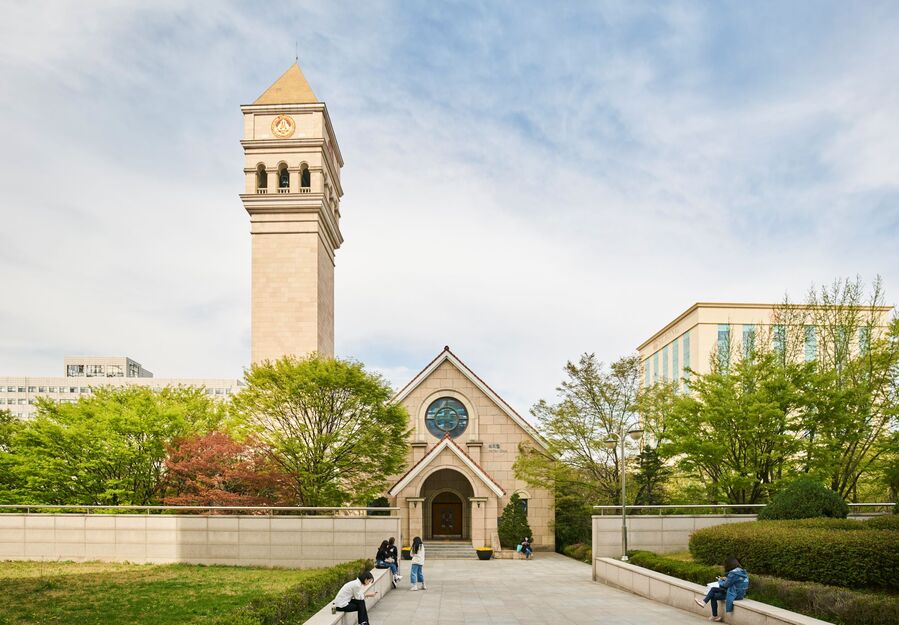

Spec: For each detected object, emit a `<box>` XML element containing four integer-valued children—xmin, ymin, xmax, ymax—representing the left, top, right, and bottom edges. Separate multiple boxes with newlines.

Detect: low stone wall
<box><xmin>592</xmin><ymin>514</ymin><xmax>755</xmax><ymax>558</ymax></box>
<box><xmin>0</xmin><ymin>514</ymin><xmax>400</xmax><ymax>568</ymax></box>
<box><xmin>591</xmin><ymin>512</ymin><xmax>880</xmax><ymax>558</ymax></box>
<box><xmin>593</xmin><ymin>556</ymin><xmax>830</xmax><ymax>625</ymax></box>
<box><xmin>305</xmin><ymin>567</ymin><xmax>394</xmax><ymax>625</ymax></box>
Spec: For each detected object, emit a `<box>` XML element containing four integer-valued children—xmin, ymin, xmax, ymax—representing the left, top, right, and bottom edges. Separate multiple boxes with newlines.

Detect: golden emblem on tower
<box><xmin>271</xmin><ymin>114</ymin><xmax>296</xmax><ymax>138</ymax></box>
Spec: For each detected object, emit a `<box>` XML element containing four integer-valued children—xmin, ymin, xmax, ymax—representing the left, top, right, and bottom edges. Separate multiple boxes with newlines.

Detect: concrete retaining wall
<box><xmin>0</xmin><ymin>514</ymin><xmax>401</xmax><ymax>568</ymax></box>
<box><xmin>592</xmin><ymin>514</ymin><xmax>756</xmax><ymax>558</ymax></box>
<box><xmin>593</xmin><ymin>556</ymin><xmax>829</xmax><ymax>625</ymax></box>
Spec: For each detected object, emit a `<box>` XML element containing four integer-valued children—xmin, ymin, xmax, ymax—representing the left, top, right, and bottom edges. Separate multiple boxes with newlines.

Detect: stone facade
<box><xmin>240</xmin><ymin>64</ymin><xmax>344</xmax><ymax>363</ymax></box>
<box><xmin>388</xmin><ymin>348</ymin><xmax>555</xmax><ymax>551</ymax></box>
<box><xmin>0</xmin><ymin>513</ymin><xmax>398</xmax><ymax>569</ymax></box>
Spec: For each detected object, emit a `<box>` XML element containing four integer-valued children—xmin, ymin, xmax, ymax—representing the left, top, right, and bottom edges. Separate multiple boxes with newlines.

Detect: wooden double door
<box><xmin>430</xmin><ymin>492</ymin><xmax>463</xmax><ymax>538</ymax></box>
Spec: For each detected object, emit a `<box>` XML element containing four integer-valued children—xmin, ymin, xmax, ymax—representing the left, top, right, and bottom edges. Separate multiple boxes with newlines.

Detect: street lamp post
<box><xmin>605</xmin><ymin>422</ymin><xmax>643</xmax><ymax>561</ymax></box>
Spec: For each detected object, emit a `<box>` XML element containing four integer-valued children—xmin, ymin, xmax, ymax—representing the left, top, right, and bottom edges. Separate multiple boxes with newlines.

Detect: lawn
<box><xmin>0</xmin><ymin>560</ymin><xmax>321</xmax><ymax>625</ymax></box>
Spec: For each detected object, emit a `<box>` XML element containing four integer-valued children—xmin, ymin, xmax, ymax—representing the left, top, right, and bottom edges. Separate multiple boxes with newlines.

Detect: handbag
<box><xmin>516</xmin><ymin>544</ymin><xmax>523</xmax><ymax>553</ymax></box>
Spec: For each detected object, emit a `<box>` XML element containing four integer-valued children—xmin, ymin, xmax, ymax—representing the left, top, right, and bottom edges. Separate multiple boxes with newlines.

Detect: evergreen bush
<box><xmin>561</xmin><ymin>542</ymin><xmax>592</xmax><ymax>562</ymax></box>
<box><xmin>629</xmin><ymin>550</ymin><xmax>899</xmax><ymax>625</ymax></box>
<box><xmin>757</xmin><ymin>477</ymin><xmax>849</xmax><ymax>520</ymax></box>
<box><xmin>865</xmin><ymin>514</ymin><xmax>899</xmax><ymax>531</ymax></box>
<box><xmin>689</xmin><ymin>520</ymin><xmax>898</xmax><ymax>589</ymax></box>
<box><xmin>498</xmin><ymin>493</ymin><xmax>533</xmax><ymax>549</ymax></box>
<box><xmin>212</xmin><ymin>559</ymin><xmax>372</xmax><ymax>624</ymax></box>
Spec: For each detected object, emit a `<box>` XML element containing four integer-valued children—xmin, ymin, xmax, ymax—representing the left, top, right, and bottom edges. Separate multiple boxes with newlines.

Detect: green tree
<box><xmin>662</xmin><ymin>347</ymin><xmax>805</xmax><ymax>504</ymax></box>
<box><xmin>778</xmin><ymin>278</ymin><xmax>899</xmax><ymax>498</ymax></box>
<box><xmin>14</xmin><ymin>386</ymin><xmax>220</xmax><ymax>505</ymax></box>
<box><xmin>632</xmin><ymin>444</ymin><xmax>672</xmax><ymax>505</ymax></box>
<box><xmin>232</xmin><ymin>355</ymin><xmax>409</xmax><ymax>507</ymax></box>
<box><xmin>0</xmin><ymin>409</ymin><xmax>25</xmax><ymax>503</ymax></box>
<box><xmin>497</xmin><ymin>493</ymin><xmax>533</xmax><ymax>549</ymax></box>
<box><xmin>516</xmin><ymin>354</ymin><xmax>641</xmax><ymax>504</ymax></box>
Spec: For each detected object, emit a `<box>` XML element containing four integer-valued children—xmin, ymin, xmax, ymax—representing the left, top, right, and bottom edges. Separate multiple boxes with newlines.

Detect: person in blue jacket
<box><xmin>694</xmin><ymin>556</ymin><xmax>749</xmax><ymax>621</ymax></box>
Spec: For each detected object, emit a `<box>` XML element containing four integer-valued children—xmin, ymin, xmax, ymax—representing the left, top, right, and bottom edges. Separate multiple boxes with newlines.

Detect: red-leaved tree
<box><xmin>163</xmin><ymin>431</ymin><xmax>293</xmax><ymax>506</ymax></box>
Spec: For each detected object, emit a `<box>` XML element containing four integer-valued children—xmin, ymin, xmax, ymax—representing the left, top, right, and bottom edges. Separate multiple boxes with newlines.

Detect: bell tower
<box><xmin>240</xmin><ymin>63</ymin><xmax>344</xmax><ymax>362</ymax></box>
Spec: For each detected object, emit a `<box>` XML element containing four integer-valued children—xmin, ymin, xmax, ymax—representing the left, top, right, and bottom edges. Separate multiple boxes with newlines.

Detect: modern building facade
<box><xmin>0</xmin><ymin>356</ymin><xmax>243</xmax><ymax>420</ymax></box>
<box><xmin>243</xmin><ymin>65</ymin><xmax>555</xmax><ymax>551</ymax></box>
<box><xmin>637</xmin><ymin>302</ymin><xmax>894</xmax><ymax>387</ymax></box>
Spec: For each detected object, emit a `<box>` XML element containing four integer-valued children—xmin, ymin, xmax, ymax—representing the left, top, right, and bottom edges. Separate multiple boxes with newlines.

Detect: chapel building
<box><xmin>241</xmin><ymin>64</ymin><xmax>554</xmax><ymax>552</ymax></box>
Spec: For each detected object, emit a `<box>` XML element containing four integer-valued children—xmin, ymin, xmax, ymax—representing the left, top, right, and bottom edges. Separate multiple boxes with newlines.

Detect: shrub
<box><xmin>562</xmin><ymin>543</ymin><xmax>592</xmax><ymax>563</ymax></box>
<box><xmin>757</xmin><ymin>477</ymin><xmax>849</xmax><ymax>520</ymax></box>
<box><xmin>498</xmin><ymin>494</ymin><xmax>533</xmax><ymax>549</ymax></box>
<box><xmin>630</xmin><ymin>551</ymin><xmax>899</xmax><ymax>625</ymax></box>
<box><xmin>865</xmin><ymin>514</ymin><xmax>899</xmax><ymax>531</ymax></box>
<box><xmin>689</xmin><ymin>520</ymin><xmax>899</xmax><ymax>589</ymax></box>
<box><xmin>212</xmin><ymin>559</ymin><xmax>372</xmax><ymax>625</ymax></box>
<box><xmin>628</xmin><ymin>550</ymin><xmax>719</xmax><ymax>584</ymax></box>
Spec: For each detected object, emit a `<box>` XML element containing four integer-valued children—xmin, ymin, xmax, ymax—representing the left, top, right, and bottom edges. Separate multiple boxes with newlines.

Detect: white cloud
<box><xmin>0</xmin><ymin>2</ymin><xmax>896</xmax><ymax>413</ymax></box>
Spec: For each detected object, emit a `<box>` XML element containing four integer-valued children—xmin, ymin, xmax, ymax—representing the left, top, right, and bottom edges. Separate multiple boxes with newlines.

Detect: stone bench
<box><xmin>593</xmin><ymin>557</ymin><xmax>831</xmax><ymax>625</ymax></box>
<box><xmin>303</xmin><ymin>568</ymin><xmax>393</xmax><ymax>625</ymax></box>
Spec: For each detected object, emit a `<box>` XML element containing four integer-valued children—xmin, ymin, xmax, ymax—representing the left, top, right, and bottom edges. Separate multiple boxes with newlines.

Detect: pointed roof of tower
<box><xmin>254</xmin><ymin>63</ymin><xmax>318</xmax><ymax>105</ymax></box>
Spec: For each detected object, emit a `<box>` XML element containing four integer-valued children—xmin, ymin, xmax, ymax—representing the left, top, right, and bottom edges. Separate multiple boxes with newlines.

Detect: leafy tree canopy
<box><xmin>163</xmin><ymin>431</ymin><xmax>293</xmax><ymax>507</ymax></box>
<box><xmin>13</xmin><ymin>386</ymin><xmax>221</xmax><ymax>505</ymax></box>
<box><xmin>232</xmin><ymin>355</ymin><xmax>409</xmax><ymax>507</ymax></box>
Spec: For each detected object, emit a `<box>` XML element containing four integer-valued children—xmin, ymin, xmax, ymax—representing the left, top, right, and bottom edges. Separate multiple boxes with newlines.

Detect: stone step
<box><xmin>422</xmin><ymin>542</ymin><xmax>477</xmax><ymax>559</ymax></box>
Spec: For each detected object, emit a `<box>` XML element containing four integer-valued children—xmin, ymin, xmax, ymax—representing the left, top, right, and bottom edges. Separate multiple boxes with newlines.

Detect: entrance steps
<box><xmin>424</xmin><ymin>540</ymin><xmax>475</xmax><ymax>559</ymax></box>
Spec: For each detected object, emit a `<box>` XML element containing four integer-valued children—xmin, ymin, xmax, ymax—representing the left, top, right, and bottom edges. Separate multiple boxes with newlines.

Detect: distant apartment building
<box><xmin>0</xmin><ymin>356</ymin><xmax>243</xmax><ymax>419</ymax></box>
<box><xmin>637</xmin><ymin>302</ymin><xmax>894</xmax><ymax>388</ymax></box>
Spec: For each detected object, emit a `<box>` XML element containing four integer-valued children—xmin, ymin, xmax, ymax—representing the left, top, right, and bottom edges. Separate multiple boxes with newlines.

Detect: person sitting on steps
<box><xmin>333</xmin><ymin>570</ymin><xmax>377</xmax><ymax>625</ymax></box>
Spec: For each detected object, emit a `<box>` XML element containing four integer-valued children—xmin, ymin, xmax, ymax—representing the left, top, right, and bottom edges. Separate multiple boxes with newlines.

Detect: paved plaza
<box><xmin>373</xmin><ymin>554</ymin><xmax>708</xmax><ymax>625</ymax></box>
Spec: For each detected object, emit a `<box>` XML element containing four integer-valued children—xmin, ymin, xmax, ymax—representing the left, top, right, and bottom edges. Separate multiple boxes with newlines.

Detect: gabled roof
<box><xmin>254</xmin><ymin>63</ymin><xmax>318</xmax><ymax>105</ymax></box>
<box><xmin>393</xmin><ymin>346</ymin><xmax>549</xmax><ymax>450</ymax></box>
<box><xmin>388</xmin><ymin>434</ymin><xmax>505</xmax><ymax>497</ymax></box>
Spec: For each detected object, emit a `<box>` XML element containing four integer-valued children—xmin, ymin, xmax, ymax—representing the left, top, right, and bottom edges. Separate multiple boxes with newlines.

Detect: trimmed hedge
<box><xmin>757</xmin><ymin>478</ymin><xmax>849</xmax><ymax>520</ymax></box>
<box><xmin>865</xmin><ymin>514</ymin><xmax>899</xmax><ymax>531</ymax></box>
<box><xmin>627</xmin><ymin>550</ymin><xmax>719</xmax><ymax>584</ymax></box>
<box><xmin>561</xmin><ymin>543</ymin><xmax>592</xmax><ymax>563</ymax></box>
<box><xmin>689</xmin><ymin>520</ymin><xmax>899</xmax><ymax>589</ymax></box>
<box><xmin>629</xmin><ymin>551</ymin><xmax>899</xmax><ymax>625</ymax></box>
<box><xmin>212</xmin><ymin>559</ymin><xmax>373</xmax><ymax>625</ymax></box>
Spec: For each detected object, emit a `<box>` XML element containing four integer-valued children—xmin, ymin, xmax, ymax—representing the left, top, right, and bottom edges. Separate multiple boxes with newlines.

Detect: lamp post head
<box><xmin>603</xmin><ymin>437</ymin><xmax>617</xmax><ymax>449</ymax></box>
<box><xmin>627</xmin><ymin>428</ymin><xmax>644</xmax><ymax>441</ymax></box>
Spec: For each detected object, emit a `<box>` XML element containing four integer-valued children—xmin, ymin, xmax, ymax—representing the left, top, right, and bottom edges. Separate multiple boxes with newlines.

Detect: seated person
<box><xmin>520</xmin><ymin>537</ymin><xmax>533</xmax><ymax>560</ymax></box>
<box><xmin>695</xmin><ymin>556</ymin><xmax>749</xmax><ymax>622</ymax></box>
<box><xmin>334</xmin><ymin>570</ymin><xmax>377</xmax><ymax>625</ymax></box>
<box><xmin>375</xmin><ymin>539</ymin><xmax>401</xmax><ymax>584</ymax></box>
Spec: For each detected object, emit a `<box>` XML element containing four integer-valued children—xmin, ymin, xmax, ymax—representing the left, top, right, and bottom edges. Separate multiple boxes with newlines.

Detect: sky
<box><xmin>0</xmin><ymin>1</ymin><xmax>897</xmax><ymax>414</ymax></box>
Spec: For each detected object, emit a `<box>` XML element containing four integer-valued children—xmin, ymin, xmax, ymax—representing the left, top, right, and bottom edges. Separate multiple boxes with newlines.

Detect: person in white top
<box><xmin>334</xmin><ymin>570</ymin><xmax>377</xmax><ymax>624</ymax></box>
<box><xmin>409</xmin><ymin>536</ymin><xmax>427</xmax><ymax>591</ymax></box>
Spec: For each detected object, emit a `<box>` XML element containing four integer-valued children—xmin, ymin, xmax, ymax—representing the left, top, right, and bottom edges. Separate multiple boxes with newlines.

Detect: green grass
<box><xmin>0</xmin><ymin>560</ymin><xmax>321</xmax><ymax>625</ymax></box>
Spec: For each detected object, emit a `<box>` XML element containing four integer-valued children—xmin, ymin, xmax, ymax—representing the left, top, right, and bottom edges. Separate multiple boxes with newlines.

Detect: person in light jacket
<box><xmin>410</xmin><ymin>536</ymin><xmax>427</xmax><ymax>591</ymax></box>
<box><xmin>695</xmin><ymin>556</ymin><xmax>749</xmax><ymax>621</ymax></box>
<box><xmin>334</xmin><ymin>570</ymin><xmax>377</xmax><ymax>625</ymax></box>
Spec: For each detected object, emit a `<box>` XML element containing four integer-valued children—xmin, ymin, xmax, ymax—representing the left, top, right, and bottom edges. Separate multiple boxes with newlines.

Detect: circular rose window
<box><xmin>425</xmin><ymin>397</ymin><xmax>469</xmax><ymax>439</ymax></box>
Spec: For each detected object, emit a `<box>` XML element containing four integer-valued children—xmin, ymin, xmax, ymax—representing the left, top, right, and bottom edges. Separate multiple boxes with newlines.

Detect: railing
<box><xmin>277</xmin><ymin>187</ymin><xmax>290</xmax><ymax>193</ymax></box>
<box><xmin>299</xmin><ymin>187</ymin><xmax>311</xmax><ymax>193</ymax></box>
<box><xmin>0</xmin><ymin>504</ymin><xmax>400</xmax><ymax>516</ymax></box>
<box><xmin>256</xmin><ymin>188</ymin><xmax>268</xmax><ymax>194</ymax></box>
<box><xmin>592</xmin><ymin>502</ymin><xmax>894</xmax><ymax>515</ymax></box>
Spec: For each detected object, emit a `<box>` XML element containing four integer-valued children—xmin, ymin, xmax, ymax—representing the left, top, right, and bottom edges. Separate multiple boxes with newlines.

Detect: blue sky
<box><xmin>0</xmin><ymin>1</ymin><xmax>897</xmax><ymax>412</ymax></box>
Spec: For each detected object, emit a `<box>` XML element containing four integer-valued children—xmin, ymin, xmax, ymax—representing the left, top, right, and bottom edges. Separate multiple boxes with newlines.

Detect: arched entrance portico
<box><xmin>421</xmin><ymin>468</ymin><xmax>474</xmax><ymax>541</ymax></box>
